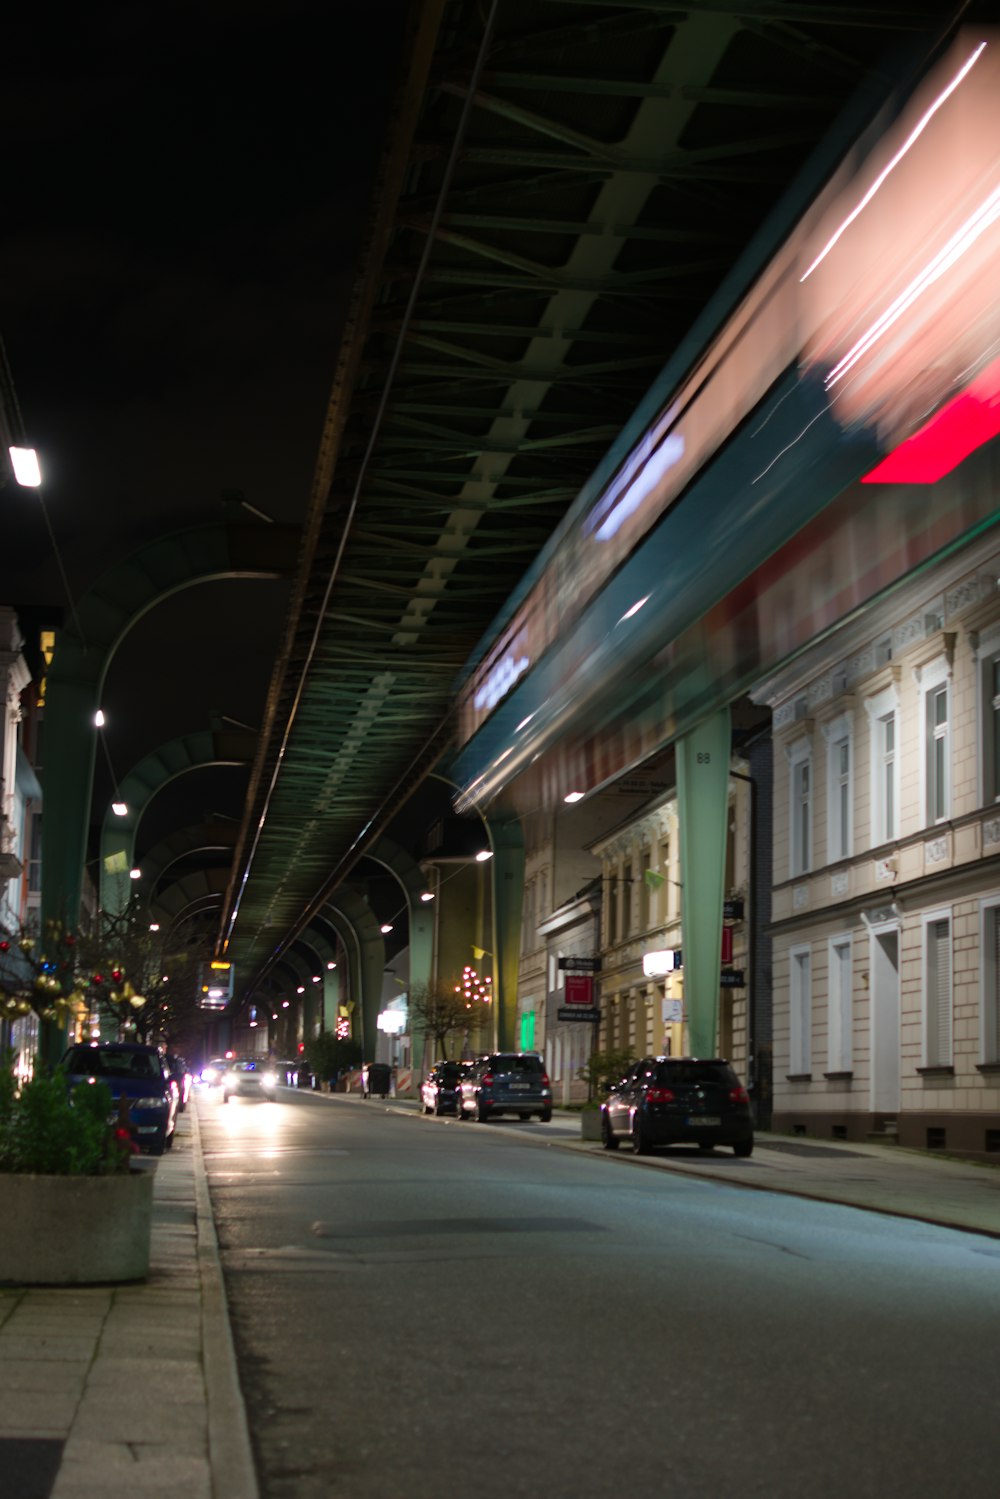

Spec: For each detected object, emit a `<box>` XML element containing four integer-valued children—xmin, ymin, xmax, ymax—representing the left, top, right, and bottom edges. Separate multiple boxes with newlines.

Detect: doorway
<box><xmin>870</xmin><ymin>926</ymin><xmax>900</xmax><ymax>1114</ymax></box>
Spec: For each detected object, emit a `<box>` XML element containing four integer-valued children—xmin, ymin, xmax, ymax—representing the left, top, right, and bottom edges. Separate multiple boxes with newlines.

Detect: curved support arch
<box><xmin>150</xmin><ymin>868</ymin><xmax>230</xmax><ymax>926</ymax></box>
<box><xmin>100</xmin><ymin>731</ymin><xmax>249</xmax><ymax>915</ymax></box>
<box><xmin>143</xmin><ymin>837</ymin><xmax>237</xmax><ymax>903</ymax></box>
<box><xmin>297</xmin><ymin>916</ymin><xmax>343</xmax><ymax>1041</ymax></box>
<box><xmin>41</xmin><ymin>520</ymin><xmax>296</xmax><ymax>940</ymax></box>
<box><xmin>316</xmin><ymin>894</ymin><xmax>384</xmax><ymax>1057</ymax></box>
<box><xmin>430</xmin><ymin>774</ymin><xmax>525</xmax><ymax>1053</ymax></box>
<box><xmin>291</xmin><ymin>927</ymin><xmax>339</xmax><ymax>1039</ymax></box>
<box><xmin>365</xmin><ymin>835</ymin><xmax>436</xmax><ymax>1082</ymax></box>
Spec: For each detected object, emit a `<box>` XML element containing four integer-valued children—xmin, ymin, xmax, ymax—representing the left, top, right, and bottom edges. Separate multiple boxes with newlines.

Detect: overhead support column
<box><xmin>676</xmin><ymin>707</ymin><xmax>730</xmax><ymax>1059</ymax></box>
<box><xmin>489</xmin><ymin>812</ymin><xmax>524</xmax><ymax>1052</ymax></box>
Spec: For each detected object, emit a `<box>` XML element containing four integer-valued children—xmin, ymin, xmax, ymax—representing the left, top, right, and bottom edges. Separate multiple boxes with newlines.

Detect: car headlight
<box><xmin>262</xmin><ymin>1071</ymin><xmax>278</xmax><ymax>1088</ymax></box>
<box><xmin>132</xmin><ymin>1097</ymin><xmax>167</xmax><ymax>1110</ymax></box>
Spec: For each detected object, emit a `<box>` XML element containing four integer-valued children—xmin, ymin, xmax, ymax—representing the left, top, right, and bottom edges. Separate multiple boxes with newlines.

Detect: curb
<box><xmin>189</xmin><ymin>1102</ymin><xmax>260</xmax><ymax>1499</ymax></box>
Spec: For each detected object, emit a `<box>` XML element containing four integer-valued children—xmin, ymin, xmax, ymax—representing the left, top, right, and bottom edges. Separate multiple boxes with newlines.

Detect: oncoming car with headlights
<box><xmin>221</xmin><ymin>1059</ymin><xmax>279</xmax><ymax>1102</ymax></box>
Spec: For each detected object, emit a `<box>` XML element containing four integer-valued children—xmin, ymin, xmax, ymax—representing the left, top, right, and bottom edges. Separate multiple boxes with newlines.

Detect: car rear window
<box><xmin>63</xmin><ymin>1048</ymin><xmax>161</xmax><ymax>1079</ymax></box>
<box><xmin>492</xmin><ymin>1054</ymin><xmax>543</xmax><ymax>1074</ymax></box>
<box><xmin>653</xmin><ymin>1061</ymin><xmax>738</xmax><ymax>1087</ymax></box>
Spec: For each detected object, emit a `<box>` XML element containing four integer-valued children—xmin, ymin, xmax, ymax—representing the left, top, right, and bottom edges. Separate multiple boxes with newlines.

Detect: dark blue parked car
<box><xmin>60</xmin><ymin>1041</ymin><xmax>178</xmax><ymax>1155</ymax></box>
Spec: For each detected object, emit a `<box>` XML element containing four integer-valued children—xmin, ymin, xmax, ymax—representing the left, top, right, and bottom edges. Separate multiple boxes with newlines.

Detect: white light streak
<box><xmin>801</xmin><ymin>41</ymin><xmax>987</xmax><ymax>282</ymax></box>
<box><xmin>826</xmin><ymin>181</ymin><xmax>1000</xmax><ymax>390</ymax></box>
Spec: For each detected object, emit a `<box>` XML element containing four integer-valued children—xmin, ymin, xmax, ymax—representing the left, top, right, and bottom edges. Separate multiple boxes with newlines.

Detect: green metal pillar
<box><xmin>489</xmin><ymin>814</ymin><xmax>524</xmax><ymax>1053</ymax></box>
<box><xmin>407</xmin><ymin>895</ymin><xmax>434</xmax><ymax>1081</ymax></box>
<box><xmin>676</xmin><ymin>707</ymin><xmax>731</xmax><ymax>1059</ymax></box>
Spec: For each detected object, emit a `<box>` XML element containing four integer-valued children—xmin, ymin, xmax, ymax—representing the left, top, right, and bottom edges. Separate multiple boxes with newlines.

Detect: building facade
<box><xmin>591</xmin><ymin>773</ymin><xmax>753</xmax><ymax>1081</ymax></box>
<box><xmin>754</xmin><ymin>530</ymin><xmax>1000</xmax><ymax>1157</ymax></box>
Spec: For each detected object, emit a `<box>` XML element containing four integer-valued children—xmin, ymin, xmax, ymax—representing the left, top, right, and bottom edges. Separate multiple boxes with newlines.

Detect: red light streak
<box><xmin>862</xmin><ymin>355</ymin><xmax>1000</xmax><ymax>484</ymax></box>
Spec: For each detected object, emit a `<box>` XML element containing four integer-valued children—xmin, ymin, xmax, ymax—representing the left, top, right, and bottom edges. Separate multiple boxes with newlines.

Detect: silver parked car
<box><xmin>456</xmin><ymin>1052</ymin><xmax>552</xmax><ymax>1123</ymax></box>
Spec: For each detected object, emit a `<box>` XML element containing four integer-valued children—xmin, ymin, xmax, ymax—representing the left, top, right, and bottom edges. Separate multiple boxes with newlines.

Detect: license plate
<box><xmin>689</xmin><ymin>1116</ymin><xmax>720</xmax><ymax>1127</ymax></box>
<box><xmin>510</xmin><ymin>1082</ymin><xmax>530</xmax><ymax>1091</ymax></box>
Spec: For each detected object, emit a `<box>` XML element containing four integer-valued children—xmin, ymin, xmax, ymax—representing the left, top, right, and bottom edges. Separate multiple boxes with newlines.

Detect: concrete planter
<box><xmin>0</xmin><ymin>1169</ymin><xmax>155</xmax><ymax>1286</ymax></box>
<box><xmin>581</xmin><ymin>1109</ymin><xmax>603</xmax><ymax>1141</ymax></box>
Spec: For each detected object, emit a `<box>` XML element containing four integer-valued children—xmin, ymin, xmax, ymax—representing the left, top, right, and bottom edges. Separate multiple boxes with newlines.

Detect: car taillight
<box><xmin>645</xmin><ymin>1087</ymin><xmax>675</xmax><ymax>1104</ymax></box>
<box><xmin>729</xmin><ymin>1086</ymin><xmax>750</xmax><ymax>1104</ymax></box>
<box><xmin>481</xmin><ymin>1073</ymin><xmax>494</xmax><ymax>1086</ymax></box>
<box><xmin>541</xmin><ymin>1073</ymin><xmax>550</xmax><ymax>1087</ymax></box>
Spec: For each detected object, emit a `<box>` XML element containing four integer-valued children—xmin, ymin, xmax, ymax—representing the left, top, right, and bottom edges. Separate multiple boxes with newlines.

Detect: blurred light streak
<box><xmin>801</xmin><ymin>40</ymin><xmax>987</xmax><ymax>283</ymax></box>
<box><xmin>826</xmin><ymin>182</ymin><xmax>1000</xmax><ymax>391</ymax></box>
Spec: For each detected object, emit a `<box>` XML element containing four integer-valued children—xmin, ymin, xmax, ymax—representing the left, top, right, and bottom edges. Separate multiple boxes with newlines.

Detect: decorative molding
<box><xmin>893</xmin><ymin>612</ymin><xmax>926</xmax><ymax>654</ymax></box>
<box><xmin>847</xmin><ymin>645</ymin><xmax>875</xmax><ymax>683</ymax></box>
<box><xmin>983</xmin><ymin>818</ymin><xmax>1000</xmax><ymax>851</ymax></box>
<box><xmin>875</xmin><ymin>857</ymin><xmax>896</xmax><ymax>882</ymax></box>
<box><xmin>948</xmin><ymin>576</ymin><xmax>986</xmax><ymax>619</ymax></box>
<box><xmin>774</xmin><ymin>701</ymin><xmax>797</xmax><ymax>731</ymax></box>
<box><xmin>820</xmin><ymin>710</ymin><xmax>853</xmax><ymax>745</ymax></box>
<box><xmin>860</xmin><ymin>903</ymin><xmax>899</xmax><ymax>929</ymax></box>
<box><xmin>784</xmin><ymin>733</ymin><xmax>812</xmax><ymax>766</ymax></box>
<box><xmin>924</xmin><ymin>836</ymin><xmax>948</xmax><ymax>865</ymax></box>
<box><xmin>793</xmin><ymin>884</ymin><xmax>809</xmax><ymax>910</ymax></box>
<box><xmin>807</xmin><ymin>676</ymin><xmax>833</xmax><ymax>709</ymax></box>
<box><xmin>830</xmin><ymin>870</ymin><xmax>849</xmax><ymax>898</ymax></box>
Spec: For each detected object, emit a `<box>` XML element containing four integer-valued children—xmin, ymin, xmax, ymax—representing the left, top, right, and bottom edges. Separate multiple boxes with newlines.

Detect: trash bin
<box><xmin>364</xmin><ymin>1062</ymin><xmax>392</xmax><ymax>1098</ymax></box>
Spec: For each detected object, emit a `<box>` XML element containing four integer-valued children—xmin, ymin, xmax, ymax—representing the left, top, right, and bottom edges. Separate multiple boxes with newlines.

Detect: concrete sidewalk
<box><xmin>3</xmin><ymin>1094</ymin><xmax>1000</xmax><ymax>1499</ymax></box>
<box><xmin>0</xmin><ymin>1102</ymin><xmax>256</xmax><ymax>1499</ymax></box>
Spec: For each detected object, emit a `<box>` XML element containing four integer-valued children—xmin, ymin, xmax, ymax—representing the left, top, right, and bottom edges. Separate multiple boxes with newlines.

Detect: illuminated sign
<box><xmin>643</xmin><ymin>949</ymin><xmax>682</xmax><ymax>977</ymax></box>
<box><xmin>564</xmin><ymin>974</ymin><xmax>593</xmax><ymax>1006</ymax></box>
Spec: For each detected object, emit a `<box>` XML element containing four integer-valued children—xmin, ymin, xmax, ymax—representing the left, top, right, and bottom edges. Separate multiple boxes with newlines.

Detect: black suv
<box><xmin>601</xmin><ymin>1057</ymin><xmax>753</xmax><ymax>1157</ymax></box>
<box><xmin>456</xmin><ymin>1052</ymin><xmax>552</xmax><ymax>1123</ymax></box>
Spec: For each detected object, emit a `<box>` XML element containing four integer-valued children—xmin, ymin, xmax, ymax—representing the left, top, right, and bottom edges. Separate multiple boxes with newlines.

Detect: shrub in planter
<box><xmin>0</xmin><ymin>1058</ymin><xmax>152</xmax><ymax>1285</ymax></box>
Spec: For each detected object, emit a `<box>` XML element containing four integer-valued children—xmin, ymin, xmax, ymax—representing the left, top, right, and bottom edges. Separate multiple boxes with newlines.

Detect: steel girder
<box><xmin>218</xmin><ymin>0</ymin><xmax>956</xmax><ymax>1003</ymax></box>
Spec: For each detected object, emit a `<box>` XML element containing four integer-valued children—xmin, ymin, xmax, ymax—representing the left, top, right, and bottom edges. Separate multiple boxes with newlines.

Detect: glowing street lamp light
<box><xmin>129</xmin><ymin>867</ymin><xmax>141</xmax><ymax>881</ymax></box>
<box><xmin>112</xmin><ymin>801</ymin><xmax>128</xmax><ymax>817</ymax></box>
<box><xmin>9</xmin><ymin>447</ymin><xmax>41</xmax><ymax>488</ymax></box>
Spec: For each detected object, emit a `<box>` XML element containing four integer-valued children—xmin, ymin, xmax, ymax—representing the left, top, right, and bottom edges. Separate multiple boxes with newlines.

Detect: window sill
<box><xmin>785</xmin><ymin>1073</ymin><xmax>812</xmax><ymax>1082</ymax></box>
<box><xmin>975</xmin><ymin>1063</ymin><xmax>1000</xmax><ymax>1075</ymax></box>
<box><xmin>916</xmin><ymin>1065</ymin><xmax>954</xmax><ymax>1077</ymax></box>
<box><xmin>823</xmin><ymin>1071</ymin><xmax>854</xmax><ymax>1081</ymax></box>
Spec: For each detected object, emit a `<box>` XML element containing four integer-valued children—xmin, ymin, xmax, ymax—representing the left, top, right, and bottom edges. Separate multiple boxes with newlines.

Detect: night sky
<box><xmin>4</xmin><ymin>0</ymin><xmax>409</xmax><ymax>837</ymax></box>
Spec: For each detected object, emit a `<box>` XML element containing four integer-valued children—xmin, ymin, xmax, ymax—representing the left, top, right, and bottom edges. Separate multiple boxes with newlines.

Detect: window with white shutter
<box><xmin>827</xmin><ymin>936</ymin><xmax>852</xmax><ymax>1073</ymax></box>
<box><xmin>924</xmin><ymin>915</ymin><xmax>952</xmax><ymax>1067</ymax></box>
<box><xmin>789</xmin><ymin>946</ymin><xmax>811</xmax><ymax>1075</ymax></box>
<box><xmin>981</xmin><ymin>900</ymin><xmax>1000</xmax><ymax>1064</ymax></box>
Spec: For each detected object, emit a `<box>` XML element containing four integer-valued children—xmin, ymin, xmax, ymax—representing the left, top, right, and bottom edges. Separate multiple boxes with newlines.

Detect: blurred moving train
<box><xmin>450</xmin><ymin>28</ymin><xmax>1000</xmax><ymax>811</ymax></box>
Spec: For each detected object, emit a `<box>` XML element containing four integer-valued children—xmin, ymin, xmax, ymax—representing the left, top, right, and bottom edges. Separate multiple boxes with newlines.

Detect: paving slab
<box><xmin>0</xmin><ymin>1104</ymin><xmax>257</xmax><ymax>1499</ymax></box>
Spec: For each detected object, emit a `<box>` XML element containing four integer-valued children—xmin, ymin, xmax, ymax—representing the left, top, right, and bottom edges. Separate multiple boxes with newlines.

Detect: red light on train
<box><xmin>862</xmin><ymin>354</ymin><xmax>1000</xmax><ymax>485</ymax></box>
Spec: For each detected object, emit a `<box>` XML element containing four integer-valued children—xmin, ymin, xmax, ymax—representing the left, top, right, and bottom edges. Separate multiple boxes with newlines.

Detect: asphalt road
<box><xmin>201</xmin><ymin>1090</ymin><xmax>1000</xmax><ymax>1499</ymax></box>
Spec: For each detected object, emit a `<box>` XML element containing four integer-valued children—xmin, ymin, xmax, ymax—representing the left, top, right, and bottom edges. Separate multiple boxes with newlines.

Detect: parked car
<box><xmin>456</xmin><ymin>1052</ymin><xmax>552</xmax><ymax>1122</ymax></box>
<box><xmin>421</xmin><ymin>1061</ymin><xmax>467</xmax><ymax>1115</ymax></box>
<box><xmin>221</xmin><ymin>1059</ymin><xmax>279</xmax><ymax>1101</ymax></box>
<box><xmin>600</xmin><ymin>1057</ymin><xmax>753</xmax><ymax>1157</ymax></box>
<box><xmin>166</xmin><ymin>1053</ymin><xmax>192</xmax><ymax>1110</ymax></box>
<box><xmin>60</xmin><ymin>1041</ymin><xmax>178</xmax><ymax>1155</ymax></box>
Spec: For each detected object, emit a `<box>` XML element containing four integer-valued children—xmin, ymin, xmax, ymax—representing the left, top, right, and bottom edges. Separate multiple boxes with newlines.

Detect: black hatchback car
<box><xmin>421</xmin><ymin>1061</ymin><xmax>467</xmax><ymax>1115</ymax></box>
<box><xmin>601</xmin><ymin>1057</ymin><xmax>753</xmax><ymax>1157</ymax></box>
